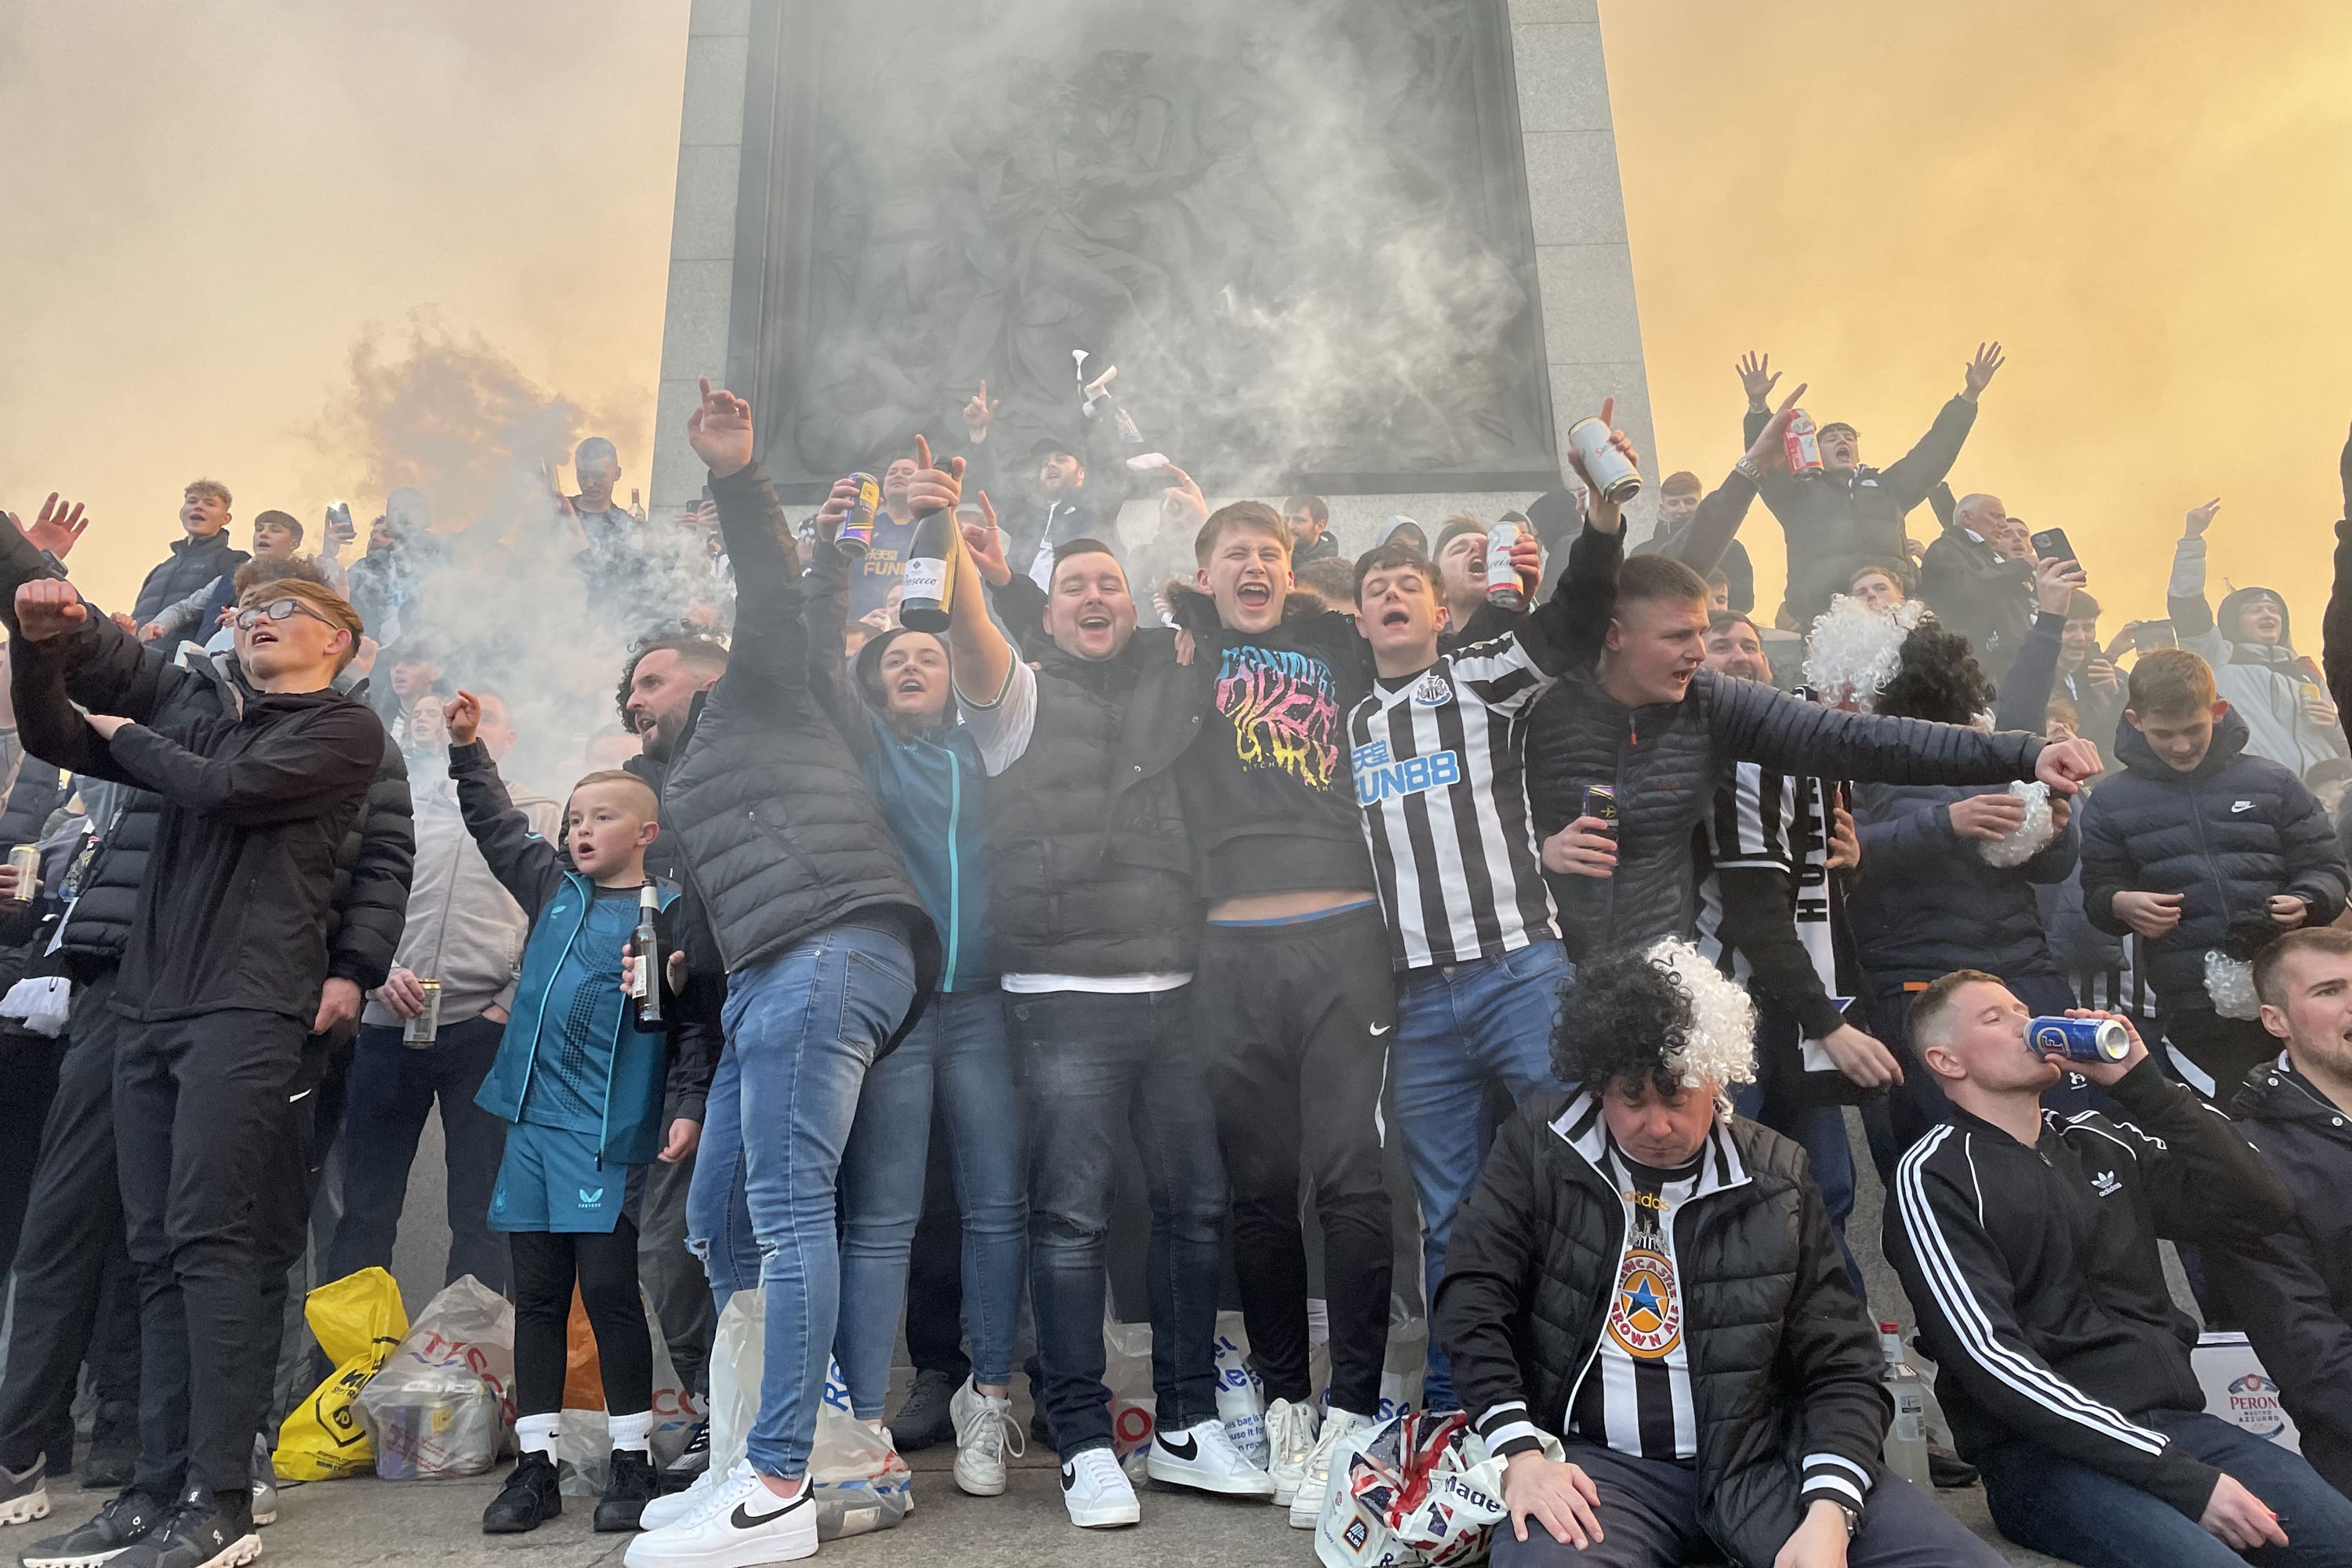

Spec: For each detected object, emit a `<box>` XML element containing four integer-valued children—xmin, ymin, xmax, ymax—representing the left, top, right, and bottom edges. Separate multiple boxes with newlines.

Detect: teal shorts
<box><xmin>488</xmin><ymin>1121</ymin><xmax>637</xmax><ymax>1234</ymax></box>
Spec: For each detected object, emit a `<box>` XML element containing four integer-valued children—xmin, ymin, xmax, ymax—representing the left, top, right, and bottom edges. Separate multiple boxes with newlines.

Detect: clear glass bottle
<box><xmin>1878</xmin><ymin>1320</ymin><xmax>1933</xmax><ymax>1488</ymax></box>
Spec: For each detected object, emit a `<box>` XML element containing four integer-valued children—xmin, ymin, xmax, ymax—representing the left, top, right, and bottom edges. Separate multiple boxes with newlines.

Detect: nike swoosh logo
<box><xmin>1158</xmin><ymin>1431</ymin><xmax>1199</xmax><ymax>1461</ymax></box>
<box><xmin>1369</xmin><ymin>1023</ymin><xmax>1391</xmax><ymax>1036</ymax></box>
<box><xmin>1061</xmin><ymin>1463</ymin><xmax>1079</xmax><ymax>1492</ymax></box>
<box><xmin>729</xmin><ymin>1493</ymin><xmax>808</xmax><ymax>1530</ymax></box>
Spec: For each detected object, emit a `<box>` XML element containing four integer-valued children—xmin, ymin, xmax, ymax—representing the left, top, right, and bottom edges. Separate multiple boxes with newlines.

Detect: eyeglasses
<box><xmin>234</xmin><ymin>598</ymin><xmax>339</xmax><ymax>632</ymax></box>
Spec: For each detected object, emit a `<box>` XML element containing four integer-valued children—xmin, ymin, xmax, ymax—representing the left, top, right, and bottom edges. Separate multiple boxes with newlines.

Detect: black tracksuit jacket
<box><xmin>1883</xmin><ymin>1059</ymin><xmax>2294</xmax><ymax>1518</ymax></box>
<box><xmin>9</xmin><ymin>615</ymin><xmax>387</xmax><ymax>1024</ymax></box>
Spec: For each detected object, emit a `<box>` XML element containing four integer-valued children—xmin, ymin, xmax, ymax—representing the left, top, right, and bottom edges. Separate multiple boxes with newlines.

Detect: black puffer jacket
<box><xmin>1743</xmin><ymin>396</ymin><xmax>1976</xmax><ymax>622</ymax></box>
<box><xmin>2213</xmin><ymin>1061</ymin><xmax>2352</xmax><ymax>1498</ymax></box>
<box><xmin>2078</xmin><ymin>708</ymin><xmax>2347</xmax><ymax>1008</ymax></box>
<box><xmin>659</xmin><ymin>461</ymin><xmax>938</xmax><ymax>1030</ymax></box>
<box><xmin>323</xmin><ymin>710</ymin><xmax>414</xmax><ymax>995</ymax></box>
<box><xmin>131</xmin><ymin>531</ymin><xmax>249</xmax><ymax>627</ymax></box>
<box><xmin>983</xmin><ymin>575</ymin><xmax>1201</xmax><ymax>976</ymax></box>
<box><xmin>1524</xmin><ymin>592</ymin><xmax>2049</xmax><ymax>960</ymax></box>
<box><xmin>1436</xmin><ymin>1093</ymin><xmax>1887</xmax><ymax>1568</ymax></box>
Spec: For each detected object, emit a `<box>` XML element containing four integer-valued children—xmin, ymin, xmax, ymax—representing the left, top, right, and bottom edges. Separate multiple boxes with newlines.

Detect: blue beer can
<box><xmin>2027</xmin><ymin>1016</ymin><xmax>2129</xmax><ymax>1063</ymax></box>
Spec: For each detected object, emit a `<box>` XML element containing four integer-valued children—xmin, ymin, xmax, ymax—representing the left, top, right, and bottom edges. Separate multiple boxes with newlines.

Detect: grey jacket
<box><xmin>358</xmin><ymin>770</ymin><xmax>561</xmax><ymax>1029</ymax></box>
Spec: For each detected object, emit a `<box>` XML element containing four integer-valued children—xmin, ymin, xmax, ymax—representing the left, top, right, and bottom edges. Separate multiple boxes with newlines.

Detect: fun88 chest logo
<box><xmin>1353</xmin><ymin>739</ymin><xmax>1461</xmax><ymax>806</ymax></box>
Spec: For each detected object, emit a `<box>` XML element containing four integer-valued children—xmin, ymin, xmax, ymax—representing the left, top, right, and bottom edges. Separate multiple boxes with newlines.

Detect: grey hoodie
<box><xmin>358</xmin><ymin>762</ymin><xmax>560</xmax><ymax>1029</ymax></box>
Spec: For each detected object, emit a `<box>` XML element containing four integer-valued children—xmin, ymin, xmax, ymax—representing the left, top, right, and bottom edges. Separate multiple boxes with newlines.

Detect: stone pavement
<box><xmin>231</xmin><ymin>1420</ymin><xmax>2063</xmax><ymax>1568</ymax></box>
<box><xmin>239</xmin><ymin>1109</ymin><xmax>2075</xmax><ymax>1566</ymax></box>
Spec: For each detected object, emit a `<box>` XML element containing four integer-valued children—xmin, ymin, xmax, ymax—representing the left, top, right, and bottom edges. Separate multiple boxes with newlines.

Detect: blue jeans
<box><xmin>1979</xmin><ymin>1408</ymin><xmax>2352</xmax><ymax>1568</ymax></box>
<box><xmin>326</xmin><ymin>1018</ymin><xmax>511</xmax><ymax>1292</ymax></box>
<box><xmin>1392</xmin><ymin>938</ymin><xmax>1572</xmax><ymax>1413</ymax></box>
<box><xmin>833</xmin><ymin>985</ymin><xmax>1025</xmax><ymax>1417</ymax></box>
<box><xmin>685</xmin><ymin>922</ymin><xmax>917</xmax><ymax>1478</ymax></box>
<box><xmin>1010</xmin><ymin>985</ymin><xmax>1227</xmax><ymax>1461</ymax></box>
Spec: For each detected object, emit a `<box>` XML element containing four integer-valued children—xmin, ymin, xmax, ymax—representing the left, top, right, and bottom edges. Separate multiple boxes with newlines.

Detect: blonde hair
<box><xmin>240</xmin><ymin>578</ymin><xmax>364</xmax><ymax>674</ymax></box>
<box><xmin>568</xmin><ymin>769</ymin><xmax>659</xmax><ymax>822</ymax></box>
<box><xmin>1193</xmin><ymin>501</ymin><xmax>1290</xmax><ymax>564</ymax></box>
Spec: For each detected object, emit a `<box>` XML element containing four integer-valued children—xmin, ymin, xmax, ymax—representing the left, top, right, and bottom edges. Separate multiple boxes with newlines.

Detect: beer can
<box><xmin>6</xmin><ymin>844</ymin><xmax>38</xmax><ymax>905</ymax></box>
<box><xmin>2027</xmin><ymin>1015</ymin><xmax>2129</xmax><ymax>1064</ymax></box>
<box><xmin>1485</xmin><ymin>524</ymin><xmax>1525</xmax><ymax>611</ymax></box>
<box><xmin>1566</xmin><ymin>416</ymin><xmax>1644</xmax><ymax>504</ymax></box>
<box><xmin>835</xmin><ymin>473</ymin><xmax>880</xmax><ymax>558</ymax></box>
<box><xmin>1784</xmin><ymin>410</ymin><xmax>1823</xmax><ymax>476</ymax></box>
<box><xmin>405</xmin><ymin>978</ymin><xmax>444</xmax><ymax>1047</ymax></box>
<box><xmin>1582</xmin><ymin>784</ymin><xmax>1620</xmax><ymax>840</ymax></box>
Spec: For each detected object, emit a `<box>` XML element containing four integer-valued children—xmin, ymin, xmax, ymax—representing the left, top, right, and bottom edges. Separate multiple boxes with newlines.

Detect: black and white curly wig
<box><xmin>1550</xmin><ymin>938</ymin><xmax>1759</xmax><ymax>1102</ymax></box>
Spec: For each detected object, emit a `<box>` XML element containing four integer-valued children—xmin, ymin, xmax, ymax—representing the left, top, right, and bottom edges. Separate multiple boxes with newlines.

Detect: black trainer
<box><xmin>481</xmin><ymin>1451</ymin><xmax>563</xmax><ymax>1534</ymax></box>
<box><xmin>660</xmin><ymin>1420</ymin><xmax>710</xmax><ymax>1490</ymax></box>
<box><xmin>887</xmin><ymin>1369</ymin><xmax>956</xmax><ymax>1452</ymax></box>
<box><xmin>108</xmin><ymin>1487</ymin><xmax>257</xmax><ymax>1568</ymax></box>
<box><xmin>80</xmin><ymin>1405</ymin><xmax>137</xmax><ymax>1491</ymax></box>
<box><xmin>18</xmin><ymin>1489</ymin><xmax>164</xmax><ymax>1567</ymax></box>
<box><xmin>1</xmin><ymin>1455</ymin><xmax>50</xmax><ymax>1527</ymax></box>
<box><xmin>1928</xmin><ymin>1446</ymin><xmax>1980</xmax><ymax>1489</ymax></box>
<box><xmin>594</xmin><ymin>1450</ymin><xmax>659</xmax><ymax>1532</ymax></box>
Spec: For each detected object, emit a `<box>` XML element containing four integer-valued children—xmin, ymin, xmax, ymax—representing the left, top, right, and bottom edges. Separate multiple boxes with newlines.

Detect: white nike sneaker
<box><xmin>1264</xmin><ymin>1397</ymin><xmax>1322</xmax><ymax>1506</ymax></box>
<box><xmin>948</xmin><ymin>1377</ymin><xmax>1022</xmax><ymax>1497</ymax></box>
<box><xmin>1145</xmin><ymin>1417</ymin><xmax>1276</xmax><ymax>1497</ymax></box>
<box><xmin>622</xmin><ymin>1462</ymin><xmax>816</xmax><ymax>1568</ymax></box>
<box><xmin>1289</xmin><ymin>1407</ymin><xmax>1374</xmax><ymax>1529</ymax></box>
<box><xmin>637</xmin><ymin>1465</ymin><xmax>722</xmax><ymax>1533</ymax></box>
<box><xmin>1057</xmin><ymin>1446</ymin><xmax>1140</xmax><ymax>1529</ymax></box>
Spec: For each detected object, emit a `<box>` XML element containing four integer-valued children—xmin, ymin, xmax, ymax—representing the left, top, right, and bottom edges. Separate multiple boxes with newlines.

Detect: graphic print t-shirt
<box><xmin>1568</xmin><ymin>1142</ymin><xmax>1701</xmax><ymax>1461</ymax></box>
<box><xmin>1174</xmin><ymin>613</ymin><xmax>1375</xmax><ymax>901</ymax></box>
<box><xmin>520</xmin><ymin>887</ymin><xmax>638</xmax><ymax>1135</ymax></box>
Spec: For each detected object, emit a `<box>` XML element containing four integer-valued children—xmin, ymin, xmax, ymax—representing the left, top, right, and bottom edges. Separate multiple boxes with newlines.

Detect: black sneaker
<box><xmin>1928</xmin><ymin>1446</ymin><xmax>1980</xmax><ymax>1489</ymax></box>
<box><xmin>887</xmin><ymin>1369</ymin><xmax>957</xmax><ymax>1452</ymax></box>
<box><xmin>2</xmin><ymin>1454</ymin><xmax>52</xmax><ymax>1528</ymax></box>
<box><xmin>594</xmin><ymin>1450</ymin><xmax>659</xmax><ymax>1532</ymax></box>
<box><xmin>659</xmin><ymin>1421</ymin><xmax>709</xmax><ymax>1490</ymax></box>
<box><xmin>19</xmin><ymin>1490</ymin><xmax>165</xmax><ymax>1567</ymax></box>
<box><xmin>80</xmin><ymin>1406</ymin><xmax>137</xmax><ymax>1492</ymax></box>
<box><xmin>108</xmin><ymin>1487</ymin><xmax>256</xmax><ymax>1568</ymax></box>
<box><xmin>481</xmin><ymin>1452</ymin><xmax>562</xmax><ymax>1534</ymax></box>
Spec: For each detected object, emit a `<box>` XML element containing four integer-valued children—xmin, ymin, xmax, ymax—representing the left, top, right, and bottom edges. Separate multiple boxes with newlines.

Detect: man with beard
<box><xmin>942</xmin><ymin>495</ymin><xmax>1266</xmax><ymax>1530</ymax></box>
<box><xmin>2170</xmin><ymin>497</ymin><xmax>2348</xmax><ymax>778</ymax></box>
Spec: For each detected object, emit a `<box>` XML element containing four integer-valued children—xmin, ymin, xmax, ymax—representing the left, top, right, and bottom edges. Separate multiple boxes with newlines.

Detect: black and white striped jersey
<box><xmin>1347</xmin><ymin>635</ymin><xmax>1559</xmax><ymax>971</ymax></box>
<box><xmin>1693</xmin><ymin>762</ymin><xmax>1815</xmax><ymax>982</ymax></box>
<box><xmin>1567</xmin><ymin>1141</ymin><xmax>1703</xmax><ymax>1461</ymax></box>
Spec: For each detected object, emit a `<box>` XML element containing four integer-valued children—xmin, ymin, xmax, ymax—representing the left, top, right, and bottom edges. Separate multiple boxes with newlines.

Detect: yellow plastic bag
<box><xmin>274</xmin><ymin>1267</ymin><xmax>409</xmax><ymax>1481</ymax></box>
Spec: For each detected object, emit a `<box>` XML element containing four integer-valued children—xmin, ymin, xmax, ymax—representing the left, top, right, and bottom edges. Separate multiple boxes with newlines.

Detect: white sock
<box><xmin>517</xmin><ymin>1413</ymin><xmax>559</xmax><ymax>1458</ymax></box>
<box><xmin>608</xmin><ymin>1410</ymin><xmax>654</xmax><ymax>1456</ymax></box>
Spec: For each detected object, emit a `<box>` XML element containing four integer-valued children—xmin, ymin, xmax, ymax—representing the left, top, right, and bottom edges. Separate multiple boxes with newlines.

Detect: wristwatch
<box><xmin>1835</xmin><ymin>1501</ymin><xmax>1861</xmax><ymax>1539</ymax></box>
<box><xmin>1733</xmin><ymin>454</ymin><xmax>1766</xmax><ymax>485</ymax></box>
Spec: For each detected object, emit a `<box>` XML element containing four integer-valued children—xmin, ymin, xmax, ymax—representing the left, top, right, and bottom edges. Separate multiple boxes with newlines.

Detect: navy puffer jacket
<box><xmin>2078</xmin><ymin>707</ymin><xmax>2347</xmax><ymax>1008</ymax></box>
<box><xmin>1849</xmin><ymin>778</ymin><xmax>2075</xmax><ymax>980</ymax></box>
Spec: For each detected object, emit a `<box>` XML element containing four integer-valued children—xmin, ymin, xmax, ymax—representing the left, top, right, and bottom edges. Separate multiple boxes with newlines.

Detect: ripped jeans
<box><xmin>684</xmin><ymin>922</ymin><xmax>916</xmax><ymax>1478</ymax></box>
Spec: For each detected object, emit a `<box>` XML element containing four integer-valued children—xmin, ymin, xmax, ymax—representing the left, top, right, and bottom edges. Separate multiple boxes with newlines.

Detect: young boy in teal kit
<box><xmin>443</xmin><ymin>691</ymin><xmax>715</xmax><ymax>1537</ymax></box>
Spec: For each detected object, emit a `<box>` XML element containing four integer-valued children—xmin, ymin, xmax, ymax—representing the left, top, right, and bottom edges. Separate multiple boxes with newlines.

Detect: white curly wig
<box><xmin>1644</xmin><ymin>937</ymin><xmax>1760</xmax><ymax>1091</ymax></box>
<box><xmin>1802</xmin><ymin>593</ymin><xmax>1927</xmax><ymax>711</ymax></box>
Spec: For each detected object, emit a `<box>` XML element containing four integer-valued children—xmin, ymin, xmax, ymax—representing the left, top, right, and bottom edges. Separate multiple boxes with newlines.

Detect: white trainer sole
<box><xmin>2</xmin><ymin>1487</ymin><xmax>53</xmax><ymax>1526</ymax></box>
<box><xmin>953</xmin><ymin>1457</ymin><xmax>1007</xmax><ymax>1497</ymax></box>
<box><xmin>1062</xmin><ymin>1496</ymin><xmax>1140</xmax><ymax>1529</ymax></box>
<box><xmin>187</xmin><ymin>1533</ymin><xmax>262</xmax><ymax>1568</ymax></box>
<box><xmin>1289</xmin><ymin>1491</ymin><xmax>1325</xmax><ymax>1529</ymax></box>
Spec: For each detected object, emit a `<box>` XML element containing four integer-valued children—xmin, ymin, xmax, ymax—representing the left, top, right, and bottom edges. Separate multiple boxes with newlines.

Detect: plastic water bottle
<box><xmin>1878</xmin><ymin>1321</ymin><xmax>1933</xmax><ymax>1487</ymax></box>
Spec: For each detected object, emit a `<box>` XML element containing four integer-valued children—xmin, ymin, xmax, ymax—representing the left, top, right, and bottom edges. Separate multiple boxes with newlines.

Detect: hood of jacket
<box><xmin>2113</xmin><ymin>702</ymin><xmax>2252</xmax><ymax>783</ymax></box>
<box><xmin>2217</xmin><ymin>585</ymin><xmax>2295</xmax><ymax>657</ymax></box>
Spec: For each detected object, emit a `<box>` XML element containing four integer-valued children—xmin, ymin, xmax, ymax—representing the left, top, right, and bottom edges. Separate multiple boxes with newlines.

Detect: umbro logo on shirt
<box><xmin>2091</xmin><ymin>1171</ymin><xmax>2122</xmax><ymax>1197</ymax></box>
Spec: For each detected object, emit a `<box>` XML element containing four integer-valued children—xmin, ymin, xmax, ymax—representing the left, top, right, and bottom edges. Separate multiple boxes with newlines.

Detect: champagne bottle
<box><xmin>898</xmin><ymin>499</ymin><xmax>956</xmax><ymax>633</ymax></box>
<box><xmin>632</xmin><ymin>880</ymin><xmax>664</xmax><ymax>1027</ymax></box>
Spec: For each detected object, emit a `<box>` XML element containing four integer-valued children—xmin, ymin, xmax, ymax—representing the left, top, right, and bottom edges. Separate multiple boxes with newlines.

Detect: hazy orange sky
<box><xmin>4</xmin><ymin>1</ymin><xmax>2347</xmax><ymax>639</ymax></box>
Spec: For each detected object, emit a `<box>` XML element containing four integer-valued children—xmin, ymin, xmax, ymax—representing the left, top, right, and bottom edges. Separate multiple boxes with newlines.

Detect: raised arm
<box><xmin>2327</xmin><ymin>426</ymin><xmax>2352</xmax><ymax>726</ymax></box>
<box><xmin>1876</xmin><ymin>343</ymin><xmax>1999</xmax><ymax>508</ymax></box>
<box><xmin>1710</xmin><ymin>675</ymin><xmax>2100</xmax><ymax>796</ymax></box>
<box><xmin>2166</xmin><ymin>500</ymin><xmax>2225</xmax><ymax>652</ymax></box>
<box><xmin>1668</xmin><ymin>386</ymin><xmax>1806</xmax><ymax>581</ymax></box>
<box><xmin>447</xmin><ymin>719</ymin><xmax>565</xmax><ymax>920</ymax></box>
<box><xmin>947</xmin><ymin>492</ymin><xmax>1016</xmax><ymax>714</ymax></box>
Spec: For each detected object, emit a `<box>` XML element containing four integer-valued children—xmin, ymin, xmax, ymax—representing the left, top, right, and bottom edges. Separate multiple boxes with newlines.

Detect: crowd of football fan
<box><xmin>1</xmin><ymin>345</ymin><xmax>2350</xmax><ymax>1568</ymax></box>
